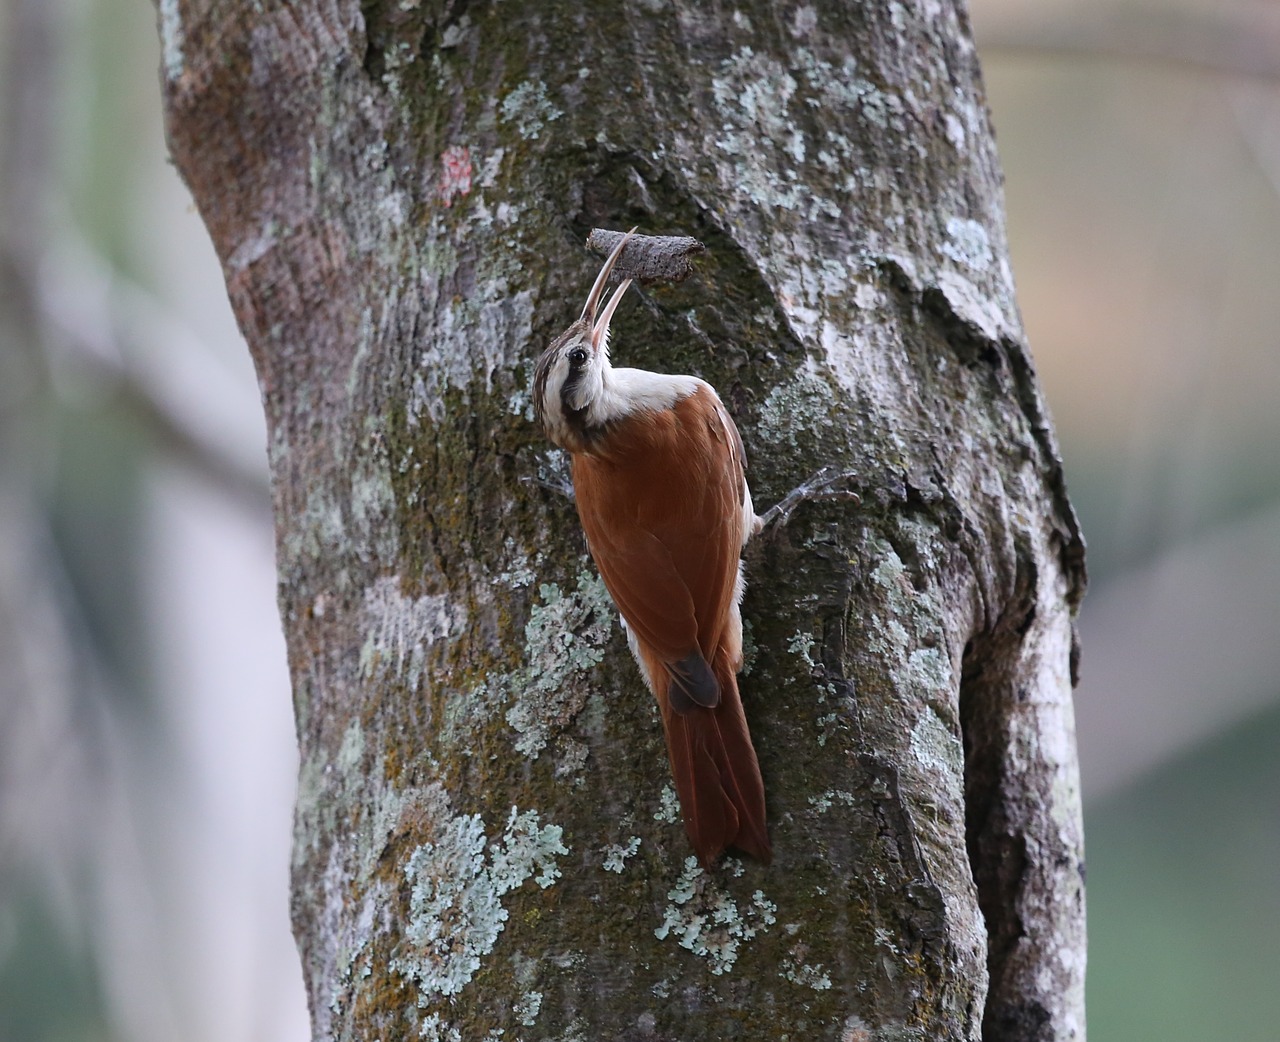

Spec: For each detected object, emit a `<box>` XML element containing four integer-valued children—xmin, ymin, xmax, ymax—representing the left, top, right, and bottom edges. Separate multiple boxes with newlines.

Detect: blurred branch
<box><xmin>2</xmin><ymin>231</ymin><xmax>272</xmax><ymax>517</ymax></box>
<box><xmin>36</xmin><ymin>232</ymin><xmax>272</xmax><ymax>516</ymax></box>
<box><xmin>3</xmin><ymin>0</ymin><xmax>268</xmax><ymax>519</ymax></box>
<box><xmin>0</xmin><ymin>0</ymin><xmax>125</xmax><ymax>951</ymax></box>
<box><xmin>83</xmin><ymin>343</ymin><xmax>273</xmax><ymax>518</ymax></box>
<box><xmin>976</xmin><ymin>3</ymin><xmax>1280</xmax><ymax>82</ymax></box>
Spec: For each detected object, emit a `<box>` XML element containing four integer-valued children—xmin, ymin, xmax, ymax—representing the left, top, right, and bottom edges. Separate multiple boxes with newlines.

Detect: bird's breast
<box><xmin>572</xmin><ymin>385</ymin><xmax>743</xmax><ymax>537</ymax></box>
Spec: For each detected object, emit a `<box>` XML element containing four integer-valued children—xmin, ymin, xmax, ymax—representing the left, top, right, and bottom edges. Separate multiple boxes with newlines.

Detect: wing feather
<box><xmin>571</xmin><ymin>385</ymin><xmax>747</xmax><ymax>674</ymax></box>
<box><xmin>569</xmin><ymin>383</ymin><xmax>767</xmax><ymax>864</ymax></box>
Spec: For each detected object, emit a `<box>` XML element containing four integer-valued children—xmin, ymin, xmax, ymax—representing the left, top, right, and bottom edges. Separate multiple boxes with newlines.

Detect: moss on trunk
<box><xmin>162</xmin><ymin>0</ymin><xmax>1087</xmax><ymax>1038</ymax></box>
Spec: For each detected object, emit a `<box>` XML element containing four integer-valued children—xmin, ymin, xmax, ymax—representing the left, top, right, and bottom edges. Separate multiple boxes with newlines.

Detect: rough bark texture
<box><xmin>160</xmin><ymin>1</ymin><xmax>1087</xmax><ymax>1039</ymax></box>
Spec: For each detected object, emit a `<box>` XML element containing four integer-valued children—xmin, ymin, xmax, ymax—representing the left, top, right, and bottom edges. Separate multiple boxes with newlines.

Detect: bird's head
<box><xmin>533</xmin><ymin>229</ymin><xmax>635</xmax><ymax>448</ymax></box>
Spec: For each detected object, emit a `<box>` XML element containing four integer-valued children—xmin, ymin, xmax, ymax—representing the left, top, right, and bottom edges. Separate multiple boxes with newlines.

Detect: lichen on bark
<box><xmin>162</xmin><ymin>0</ymin><xmax>1086</xmax><ymax>1038</ymax></box>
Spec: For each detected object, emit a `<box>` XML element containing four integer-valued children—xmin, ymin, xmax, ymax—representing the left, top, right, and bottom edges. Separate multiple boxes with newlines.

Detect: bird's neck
<box><xmin>551</xmin><ymin>365</ymin><xmax>703</xmax><ymax>457</ymax></box>
<box><xmin>588</xmin><ymin>366</ymin><xmax>703</xmax><ymax>431</ymax></box>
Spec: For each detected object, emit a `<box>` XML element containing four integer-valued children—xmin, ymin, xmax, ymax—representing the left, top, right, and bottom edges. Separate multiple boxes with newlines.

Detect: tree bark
<box><xmin>160</xmin><ymin>1</ymin><xmax>1087</xmax><ymax>1039</ymax></box>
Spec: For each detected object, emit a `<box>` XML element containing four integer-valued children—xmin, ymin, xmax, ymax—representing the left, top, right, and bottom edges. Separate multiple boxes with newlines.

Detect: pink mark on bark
<box><xmin>439</xmin><ymin>146</ymin><xmax>473</xmax><ymax>207</ymax></box>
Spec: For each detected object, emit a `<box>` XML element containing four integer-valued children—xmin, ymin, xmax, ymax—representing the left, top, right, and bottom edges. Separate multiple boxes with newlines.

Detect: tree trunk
<box><xmin>160</xmin><ymin>1</ymin><xmax>1087</xmax><ymax>1039</ymax></box>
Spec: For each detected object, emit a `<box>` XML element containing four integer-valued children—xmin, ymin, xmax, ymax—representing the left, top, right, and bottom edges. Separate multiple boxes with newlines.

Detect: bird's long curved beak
<box><xmin>581</xmin><ymin>228</ymin><xmax>636</xmax><ymax>356</ymax></box>
<box><xmin>580</xmin><ymin>225</ymin><xmax>637</xmax><ymax>323</ymax></box>
<box><xmin>590</xmin><ymin>277</ymin><xmax>632</xmax><ymax>355</ymax></box>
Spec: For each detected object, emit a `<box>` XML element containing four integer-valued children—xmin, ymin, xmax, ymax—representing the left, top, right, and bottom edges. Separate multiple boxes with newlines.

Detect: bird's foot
<box><xmin>756</xmin><ymin>467</ymin><xmax>860</xmax><ymax>532</ymax></box>
<box><xmin>521</xmin><ymin>474</ymin><xmax>576</xmax><ymax>502</ymax></box>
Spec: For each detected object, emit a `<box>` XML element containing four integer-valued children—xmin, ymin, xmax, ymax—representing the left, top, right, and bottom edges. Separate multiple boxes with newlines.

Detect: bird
<box><xmin>532</xmin><ymin>229</ymin><xmax>772</xmax><ymax>867</ymax></box>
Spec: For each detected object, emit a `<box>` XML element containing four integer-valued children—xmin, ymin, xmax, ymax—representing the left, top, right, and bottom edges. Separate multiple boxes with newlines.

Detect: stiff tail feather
<box><xmin>661</xmin><ymin>667</ymin><xmax>771</xmax><ymax>867</ymax></box>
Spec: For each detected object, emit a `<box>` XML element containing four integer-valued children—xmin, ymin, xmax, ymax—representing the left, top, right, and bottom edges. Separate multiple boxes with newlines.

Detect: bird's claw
<box><xmin>521</xmin><ymin>473</ymin><xmax>576</xmax><ymax>503</ymax></box>
<box><xmin>756</xmin><ymin>467</ymin><xmax>860</xmax><ymax>532</ymax></box>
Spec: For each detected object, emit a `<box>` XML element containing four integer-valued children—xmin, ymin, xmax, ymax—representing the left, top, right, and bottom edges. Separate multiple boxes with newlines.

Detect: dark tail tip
<box><xmin>667</xmin><ymin>651</ymin><xmax>720</xmax><ymax>713</ymax></box>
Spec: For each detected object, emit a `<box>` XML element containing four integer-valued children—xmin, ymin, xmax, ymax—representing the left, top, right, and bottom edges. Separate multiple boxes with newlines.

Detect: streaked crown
<box><xmin>533</xmin><ymin>230</ymin><xmax>635</xmax><ymax>448</ymax></box>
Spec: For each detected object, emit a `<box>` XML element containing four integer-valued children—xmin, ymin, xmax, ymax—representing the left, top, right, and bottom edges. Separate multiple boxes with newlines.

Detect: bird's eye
<box><xmin>568</xmin><ymin>347</ymin><xmax>588</xmax><ymax>368</ymax></box>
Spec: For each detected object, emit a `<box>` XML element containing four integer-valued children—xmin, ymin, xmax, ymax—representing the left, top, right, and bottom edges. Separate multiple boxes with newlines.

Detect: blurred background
<box><xmin>1</xmin><ymin>0</ymin><xmax>1276</xmax><ymax>1038</ymax></box>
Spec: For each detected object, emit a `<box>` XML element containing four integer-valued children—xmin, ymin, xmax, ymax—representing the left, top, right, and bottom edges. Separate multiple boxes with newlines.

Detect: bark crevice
<box><xmin>162</xmin><ymin>0</ymin><xmax>1087</xmax><ymax>1037</ymax></box>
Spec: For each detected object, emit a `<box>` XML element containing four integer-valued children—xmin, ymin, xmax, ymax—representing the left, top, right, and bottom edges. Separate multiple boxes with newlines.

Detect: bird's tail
<box><xmin>659</xmin><ymin>663</ymin><xmax>771</xmax><ymax>867</ymax></box>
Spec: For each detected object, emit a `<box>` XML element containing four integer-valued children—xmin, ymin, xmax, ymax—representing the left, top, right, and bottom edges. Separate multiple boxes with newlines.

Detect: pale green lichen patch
<box><xmin>278</xmin><ymin>418</ymin><xmax>396</xmax><ymax>583</ymax></box>
<box><xmin>549</xmin><ymin>1020</ymin><xmax>589</xmax><ymax>1042</ymax></box>
<box><xmin>158</xmin><ymin>0</ymin><xmax>185</xmax><ymax>81</ymax></box>
<box><xmin>296</xmin><ymin>718</ymin><xmax>423</xmax><ymax>883</ymax></box>
<box><xmin>499</xmin><ymin>81</ymin><xmax>564</xmax><ymax>139</ymax></box>
<box><xmin>772</xmin><ymin>256</ymin><xmax>858</xmax><ymax>348</ymax></box>
<box><xmin>907</xmin><ymin>645</ymin><xmax>951</xmax><ymax>694</ymax></box>
<box><xmin>378</xmin><ymin>38</ymin><xmax>419</xmax><ymax>99</ymax></box>
<box><xmin>790</xmin><ymin>4</ymin><xmax>818</xmax><ymax>36</ymax></box>
<box><xmin>440</xmin><ymin>14</ymin><xmax>471</xmax><ymax>49</ymax></box>
<box><xmin>807</xmin><ymin>789</ymin><xmax>856</xmax><ymax>814</ymax></box>
<box><xmin>754</xmin><ymin>359</ymin><xmax>841</xmax><ymax>452</ymax></box>
<box><xmin>780</xmin><ymin>948</ymin><xmax>833</xmax><ymax>991</ymax></box>
<box><xmin>653</xmin><ymin>784</ymin><xmax>681</xmax><ymax>824</ymax></box>
<box><xmin>860</xmin><ymin>526</ymin><xmax>980</xmax><ymax>963</ymax></box>
<box><xmin>359</xmin><ymin>575</ymin><xmax>467</xmax><ymax>690</ymax></box>
<box><xmin>793</xmin><ymin>48</ymin><xmax>875</xmax><ymax>114</ymax></box>
<box><xmin>712</xmin><ymin>50</ymin><xmax>798</xmax><ymax>133</ymax></box>
<box><xmin>703</xmin><ymin>40</ymin><xmax>915</xmax><ymax>224</ymax></box>
<box><xmin>787</xmin><ymin>630</ymin><xmax>850</xmax><ymax>744</ymax></box>
<box><xmin>865</xmin><ymin>535</ymin><xmax>955</xmax><ymax>713</ymax></box>
<box><xmin>909</xmin><ymin>704</ymin><xmax>964</xmax><ymax>805</ymax></box>
<box><xmin>514</xmin><ymin>989</ymin><xmax>543</xmax><ymax>1027</ymax></box>
<box><xmin>419</xmin><ymin>1012</ymin><xmax>461</xmax><ymax>1042</ymax></box>
<box><xmin>941</xmin><ymin>215</ymin><xmax>993</xmax><ymax>272</ymax></box>
<box><xmin>553</xmin><ymin>737</ymin><xmax>590</xmax><ymax>779</ymax></box>
<box><xmin>337</xmin><ymin>717</ymin><xmax>365</xmax><ymax>776</ymax></box>
<box><xmin>349</xmin><ymin>426</ymin><xmax>399</xmax><ymax>563</ymax></box>
<box><xmin>297</xmin><ymin>740</ymin><xmax>459</xmax><ymax>1033</ymax></box>
<box><xmin>496</xmin><ymin>536</ymin><xmax>538</xmax><ymax>589</ymax></box>
<box><xmin>787</xmin><ymin>630</ymin><xmax>818</xmax><ymax>670</ymax></box>
<box><xmin>601</xmin><ymin>836</ymin><xmax>642</xmax><ymax>873</ymax></box>
<box><xmin>653</xmin><ymin>857</ymin><xmax>778</xmax><ymax>974</ymax></box>
<box><xmin>815</xmin><ymin>712</ymin><xmax>841</xmax><ymax>746</ymax></box>
<box><xmin>708</xmin><ymin>48</ymin><xmax>815</xmax><ymax>215</ymax></box>
<box><xmin>407</xmin><ymin>282</ymin><xmax>535</xmax><ymax>426</ymax></box>
<box><xmin>283</xmin><ymin>486</ymin><xmax>347</xmax><ymax>574</ymax></box>
<box><xmin>394</xmin><ymin>806</ymin><xmax>569</xmax><ymax>1005</ymax></box>
<box><xmin>867</xmin><ymin>535</ymin><xmax>941</xmax><ymax>635</ymax></box>
<box><xmin>504</xmin><ymin>570</ymin><xmax>615</xmax><ymax>759</ymax></box>
<box><xmin>325</xmin><ymin>865</ymin><xmax>385</xmax><ymax>1020</ymax></box>
<box><xmin>506</xmin><ymin>361</ymin><xmax>537</xmax><ymax>421</ymax></box>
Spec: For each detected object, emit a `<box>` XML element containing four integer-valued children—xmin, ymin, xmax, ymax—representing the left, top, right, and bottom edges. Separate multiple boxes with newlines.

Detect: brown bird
<box><xmin>532</xmin><ymin>230</ymin><xmax>771</xmax><ymax>867</ymax></box>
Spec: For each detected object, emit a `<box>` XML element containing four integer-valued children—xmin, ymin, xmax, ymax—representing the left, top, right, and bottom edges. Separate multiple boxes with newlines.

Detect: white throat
<box><xmin>586</xmin><ymin>363</ymin><xmax>703</xmax><ymax>426</ymax></box>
